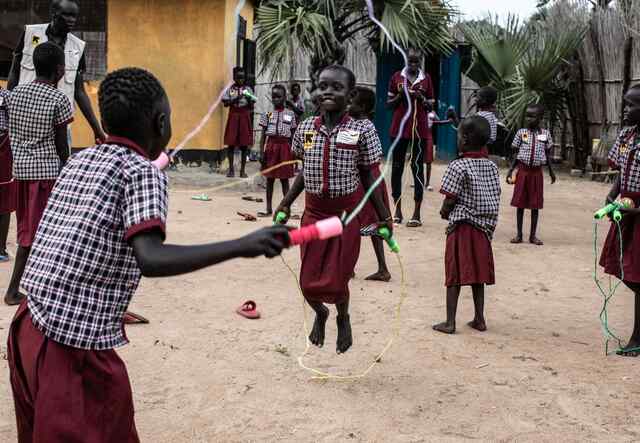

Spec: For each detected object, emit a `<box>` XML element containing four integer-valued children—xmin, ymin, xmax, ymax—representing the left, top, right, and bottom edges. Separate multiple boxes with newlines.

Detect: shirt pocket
<box><xmin>64</xmin><ymin>49</ymin><xmax>81</xmax><ymax>85</ymax></box>
<box><xmin>334</xmin><ymin>143</ymin><xmax>359</xmax><ymax>171</ymax></box>
<box><xmin>21</xmin><ymin>47</ymin><xmax>36</xmax><ymax>72</ymax></box>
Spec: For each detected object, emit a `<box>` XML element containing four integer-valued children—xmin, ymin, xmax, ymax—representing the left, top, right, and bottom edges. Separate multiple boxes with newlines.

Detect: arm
<box><xmin>7</xmin><ymin>55</ymin><xmax>21</xmax><ymax>91</ymax></box>
<box><xmin>440</xmin><ymin>197</ymin><xmax>456</xmax><ymax>220</ymax></box>
<box><xmin>507</xmin><ymin>131</ymin><xmax>522</xmax><ymax>181</ymax></box>
<box><xmin>607</xmin><ymin>176</ymin><xmax>621</xmax><ymax>204</ymax></box>
<box><xmin>54</xmin><ymin>124</ymin><xmax>70</xmax><ymax>166</ymax></box>
<box><xmin>547</xmin><ymin>160</ymin><xmax>556</xmax><ymax>184</ymax></box>
<box><xmin>131</xmin><ymin>226</ymin><xmax>290</xmax><ymax>277</ymax></box>
<box><xmin>274</xmin><ymin>173</ymin><xmax>305</xmax><ymax>221</ymax></box>
<box><xmin>74</xmin><ymin>72</ymin><xmax>106</xmax><ymax>142</ymax></box>
<box><xmin>360</xmin><ymin>168</ymin><xmax>393</xmax><ymax>231</ymax></box>
<box><xmin>258</xmin><ymin>130</ymin><xmax>267</xmax><ymax>167</ymax></box>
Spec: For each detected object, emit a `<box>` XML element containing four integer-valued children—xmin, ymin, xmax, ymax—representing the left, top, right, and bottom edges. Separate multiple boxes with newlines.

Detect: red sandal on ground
<box><xmin>236</xmin><ymin>300</ymin><xmax>261</xmax><ymax>319</ymax></box>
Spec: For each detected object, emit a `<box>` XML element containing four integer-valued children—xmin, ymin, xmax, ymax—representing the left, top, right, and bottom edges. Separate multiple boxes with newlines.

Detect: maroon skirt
<box><xmin>359</xmin><ymin>164</ymin><xmax>391</xmax><ymax>227</ymax></box>
<box><xmin>511</xmin><ymin>163</ymin><xmax>544</xmax><ymax>209</ymax></box>
<box><xmin>262</xmin><ymin>137</ymin><xmax>295</xmax><ymax>179</ymax></box>
<box><xmin>224</xmin><ymin>107</ymin><xmax>253</xmax><ymax>147</ymax></box>
<box><xmin>599</xmin><ymin>194</ymin><xmax>640</xmax><ymax>283</ymax></box>
<box><xmin>16</xmin><ymin>179</ymin><xmax>56</xmax><ymax>247</ymax></box>
<box><xmin>0</xmin><ymin>133</ymin><xmax>17</xmax><ymax>214</ymax></box>
<box><xmin>300</xmin><ymin>190</ymin><xmax>363</xmax><ymax>304</ymax></box>
<box><xmin>8</xmin><ymin>301</ymin><xmax>139</xmax><ymax>443</ymax></box>
<box><xmin>445</xmin><ymin>223</ymin><xmax>495</xmax><ymax>287</ymax></box>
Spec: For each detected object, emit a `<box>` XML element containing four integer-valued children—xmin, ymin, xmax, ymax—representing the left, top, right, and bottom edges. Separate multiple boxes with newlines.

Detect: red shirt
<box><xmin>388</xmin><ymin>69</ymin><xmax>434</xmax><ymax>140</ymax></box>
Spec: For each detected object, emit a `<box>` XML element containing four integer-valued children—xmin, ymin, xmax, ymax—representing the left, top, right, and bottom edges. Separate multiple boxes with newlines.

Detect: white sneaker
<box><xmin>427</xmin><ymin>186</ymin><xmax>434</xmax><ymax>192</ymax></box>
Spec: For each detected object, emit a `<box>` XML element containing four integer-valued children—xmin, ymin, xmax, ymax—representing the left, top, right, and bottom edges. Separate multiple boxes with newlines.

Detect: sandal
<box><xmin>406</xmin><ymin>219</ymin><xmax>423</xmax><ymax>228</ymax></box>
<box><xmin>257</xmin><ymin>211</ymin><xmax>273</xmax><ymax>218</ymax></box>
<box><xmin>237</xmin><ymin>212</ymin><xmax>257</xmax><ymax>221</ymax></box>
<box><xmin>236</xmin><ymin>300</ymin><xmax>261</xmax><ymax>319</ymax></box>
<box><xmin>123</xmin><ymin>311</ymin><xmax>150</xmax><ymax>325</ymax></box>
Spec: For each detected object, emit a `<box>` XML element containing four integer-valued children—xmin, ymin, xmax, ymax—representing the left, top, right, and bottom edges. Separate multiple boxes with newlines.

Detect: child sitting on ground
<box><xmin>433</xmin><ymin>116</ymin><xmax>501</xmax><ymax>334</ymax></box>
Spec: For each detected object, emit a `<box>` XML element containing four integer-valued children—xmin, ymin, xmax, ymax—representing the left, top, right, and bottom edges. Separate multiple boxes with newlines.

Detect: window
<box><xmin>0</xmin><ymin>0</ymin><xmax>107</xmax><ymax>80</ymax></box>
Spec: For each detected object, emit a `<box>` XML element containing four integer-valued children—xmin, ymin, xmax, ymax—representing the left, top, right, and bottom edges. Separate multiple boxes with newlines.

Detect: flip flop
<box><xmin>406</xmin><ymin>219</ymin><xmax>423</xmax><ymax>228</ymax></box>
<box><xmin>191</xmin><ymin>194</ymin><xmax>211</xmax><ymax>201</ymax></box>
<box><xmin>123</xmin><ymin>311</ymin><xmax>150</xmax><ymax>324</ymax></box>
<box><xmin>257</xmin><ymin>211</ymin><xmax>273</xmax><ymax>218</ymax></box>
<box><xmin>236</xmin><ymin>300</ymin><xmax>261</xmax><ymax>319</ymax></box>
<box><xmin>237</xmin><ymin>212</ymin><xmax>257</xmax><ymax>221</ymax></box>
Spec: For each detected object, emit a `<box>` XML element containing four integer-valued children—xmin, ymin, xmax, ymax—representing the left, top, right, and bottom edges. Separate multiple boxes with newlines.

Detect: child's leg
<box><xmin>280</xmin><ymin>179</ymin><xmax>290</xmax><ymax>198</ymax></box>
<box><xmin>468</xmin><ymin>284</ymin><xmax>487</xmax><ymax>331</ymax></box>
<box><xmin>226</xmin><ymin>146</ymin><xmax>236</xmax><ymax>177</ymax></box>
<box><xmin>259</xmin><ymin>178</ymin><xmax>275</xmax><ymax>216</ymax></box>
<box><xmin>0</xmin><ymin>212</ymin><xmax>9</xmax><ymax>254</ymax></box>
<box><xmin>336</xmin><ymin>300</ymin><xmax>352</xmax><ymax>354</ymax></box>
<box><xmin>425</xmin><ymin>163</ymin><xmax>432</xmax><ymax>190</ymax></box>
<box><xmin>617</xmin><ymin>282</ymin><xmax>640</xmax><ymax>357</ymax></box>
<box><xmin>4</xmin><ymin>245</ymin><xmax>29</xmax><ymax>305</ymax></box>
<box><xmin>433</xmin><ymin>286</ymin><xmax>461</xmax><ymax>334</ymax></box>
<box><xmin>365</xmin><ymin>237</ymin><xmax>391</xmax><ymax>282</ymax></box>
<box><xmin>530</xmin><ymin>209</ymin><xmax>543</xmax><ymax>245</ymax></box>
<box><xmin>409</xmin><ymin>140</ymin><xmax>424</xmax><ymax>222</ymax></box>
<box><xmin>239</xmin><ymin>147</ymin><xmax>248</xmax><ymax>178</ymax></box>
<box><xmin>511</xmin><ymin>208</ymin><xmax>525</xmax><ymax>243</ymax></box>
<box><xmin>391</xmin><ymin>140</ymin><xmax>409</xmax><ymax>222</ymax></box>
<box><xmin>307</xmin><ymin>300</ymin><xmax>330</xmax><ymax>348</ymax></box>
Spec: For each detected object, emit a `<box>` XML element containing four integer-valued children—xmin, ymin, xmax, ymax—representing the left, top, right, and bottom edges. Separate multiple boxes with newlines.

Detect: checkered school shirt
<box><xmin>512</xmin><ymin>128</ymin><xmax>552</xmax><ymax>167</ymax></box>
<box><xmin>440</xmin><ymin>152</ymin><xmax>502</xmax><ymax>238</ymax></box>
<box><xmin>608</xmin><ymin>126</ymin><xmax>636</xmax><ymax>170</ymax></box>
<box><xmin>292</xmin><ymin>115</ymin><xmax>382</xmax><ymax>198</ymax></box>
<box><xmin>223</xmin><ymin>84</ymin><xmax>254</xmax><ymax>109</ymax></box>
<box><xmin>23</xmin><ymin>137</ymin><xmax>168</xmax><ymax>350</ymax></box>
<box><xmin>0</xmin><ymin>88</ymin><xmax>10</xmax><ymax>134</ymax></box>
<box><xmin>259</xmin><ymin>108</ymin><xmax>297</xmax><ymax>138</ymax></box>
<box><xmin>7</xmin><ymin>81</ymin><xmax>73</xmax><ymax>180</ymax></box>
<box><xmin>609</xmin><ymin>128</ymin><xmax>640</xmax><ymax>195</ymax></box>
<box><xmin>476</xmin><ymin>110</ymin><xmax>498</xmax><ymax>143</ymax></box>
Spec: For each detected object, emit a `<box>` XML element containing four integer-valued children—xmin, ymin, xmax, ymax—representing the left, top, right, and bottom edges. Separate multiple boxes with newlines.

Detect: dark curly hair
<box><xmin>354</xmin><ymin>86</ymin><xmax>376</xmax><ymax>117</ymax></box>
<box><xmin>98</xmin><ymin>67</ymin><xmax>166</xmax><ymax>136</ymax></box>
<box><xmin>321</xmin><ymin>65</ymin><xmax>356</xmax><ymax>89</ymax></box>
<box><xmin>460</xmin><ymin>115</ymin><xmax>491</xmax><ymax>148</ymax></box>
<box><xmin>272</xmin><ymin>83</ymin><xmax>287</xmax><ymax>97</ymax></box>
<box><xmin>34</xmin><ymin>42</ymin><xmax>65</xmax><ymax>77</ymax></box>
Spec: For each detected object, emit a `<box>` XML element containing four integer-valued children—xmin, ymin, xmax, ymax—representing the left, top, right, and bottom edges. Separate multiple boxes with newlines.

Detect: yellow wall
<box><xmin>71</xmin><ymin>0</ymin><xmax>254</xmax><ymax>149</ymax></box>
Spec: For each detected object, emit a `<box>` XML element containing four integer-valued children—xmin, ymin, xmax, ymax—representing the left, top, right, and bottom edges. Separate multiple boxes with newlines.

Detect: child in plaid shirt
<box><xmin>7</xmin><ymin>67</ymin><xmax>289</xmax><ymax>441</ymax></box>
<box><xmin>275</xmin><ymin>65</ymin><xmax>392</xmax><ymax>354</ymax></box>
<box><xmin>0</xmin><ymin>86</ymin><xmax>16</xmax><ymax>262</ymax></box>
<box><xmin>507</xmin><ymin>103</ymin><xmax>556</xmax><ymax>245</ymax></box>
<box><xmin>600</xmin><ymin>85</ymin><xmax>640</xmax><ymax>357</ymax></box>
<box><xmin>4</xmin><ymin>42</ymin><xmax>72</xmax><ymax>306</ymax></box>
<box><xmin>433</xmin><ymin>116</ymin><xmax>501</xmax><ymax>334</ymax></box>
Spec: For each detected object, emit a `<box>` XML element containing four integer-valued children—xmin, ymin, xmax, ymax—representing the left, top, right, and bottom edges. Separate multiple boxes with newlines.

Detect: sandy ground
<box><xmin>1</xmin><ymin>161</ymin><xmax>640</xmax><ymax>442</ymax></box>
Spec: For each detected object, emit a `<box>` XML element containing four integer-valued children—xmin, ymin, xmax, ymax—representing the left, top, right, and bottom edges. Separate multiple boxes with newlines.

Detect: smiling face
<box><xmin>317</xmin><ymin>68</ymin><xmax>353</xmax><ymax>113</ymax></box>
<box><xmin>623</xmin><ymin>88</ymin><xmax>640</xmax><ymax>126</ymax></box>
<box><xmin>272</xmin><ymin>87</ymin><xmax>286</xmax><ymax>108</ymax></box>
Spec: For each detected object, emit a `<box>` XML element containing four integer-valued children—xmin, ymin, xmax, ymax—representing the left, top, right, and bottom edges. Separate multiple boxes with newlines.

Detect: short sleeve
<box><xmin>545</xmin><ymin>130</ymin><xmax>553</xmax><ymax>150</ymax></box>
<box><xmin>609</xmin><ymin>130</ymin><xmax>626</xmax><ymax>170</ymax></box>
<box><xmin>0</xmin><ymin>89</ymin><xmax>9</xmax><ymax>109</ymax></box>
<box><xmin>440</xmin><ymin>161</ymin><xmax>465</xmax><ymax>198</ymax></box>
<box><xmin>259</xmin><ymin>112</ymin><xmax>269</xmax><ymax>128</ymax></box>
<box><xmin>123</xmin><ymin>165</ymin><xmax>169</xmax><ymax>241</ymax></box>
<box><xmin>358</xmin><ymin>125</ymin><xmax>383</xmax><ymax>168</ymax></box>
<box><xmin>292</xmin><ymin>124</ymin><xmax>304</xmax><ymax>159</ymax></box>
<box><xmin>291</xmin><ymin>114</ymin><xmax>298</xmax><ymax>131</ymax></box>
<box><xmin>222</xmin><ymin>85</ymin><xmax>233</xmax><ymax>101</ymax></box>
<box><xmin>53</xmin><ymin>95</ymin><xmax>74</xmax><ymax>128</ymax></box>
<box><xmin>512</xmin><ymin>130</ymin><xmax>523</xmax><ymax>150</ymax></box>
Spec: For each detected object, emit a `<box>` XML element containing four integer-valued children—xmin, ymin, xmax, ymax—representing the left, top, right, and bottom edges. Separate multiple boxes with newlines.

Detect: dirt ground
<box><xmin>1</xmin><ymin>161</ymin><xmax>640</xmax><ymax>442</ymax></box>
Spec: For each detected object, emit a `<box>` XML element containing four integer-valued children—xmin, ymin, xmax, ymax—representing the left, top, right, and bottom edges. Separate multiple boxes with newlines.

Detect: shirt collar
<box><xmin>105</xmin><ymin>136</ymin><xmax>149</xmax><ymax>159</ymax></box>
<box><xmin>313</xmin><ymin>113</ymin><xmax>352</xmax><ymax>132</ymax></box>
<box><xmin>34</xmin><ymin>79</ymin><xmax>57</xmax><ymax>87</ymax></box>
<box><xmin>461</xmin><ymin>150</ymin><xmax>488</xmax><ymax>159</ymax></box>
<box><xmin>401</xmin><ymin>68</ymin><xmax>426</xmax><ymax>85</ymax></box>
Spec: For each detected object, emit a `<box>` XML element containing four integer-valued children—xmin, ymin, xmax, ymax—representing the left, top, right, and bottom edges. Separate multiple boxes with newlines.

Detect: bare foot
<box><xmin>616</xmin><ymin>338</ymin><xmax>640</xmax><ymax>357</ymax></box>
<box><xmin>432</xmin><ymin>321</ymin><xmax>456</xmax><ymax>334</ymax></box>
<box><xmin>529</xmin><ymin>237</ymin><xmax>544</xmax><ymax>246</ymax></box>
<box><xmin>336</xmin><ymin>314</ymin><xmax>353</xmax><ymax>354</ymax></box>
<box><xmin>510</xmin><ymin>236</ymin><xmax>523</xmax><ymax>244</ymax></box>
<box><xmin>309</xmin><ymin>305</ymin><xmax>329</xmax><ymax>348</ymax></box>
<box><xmin>467</xmin><ymin>319</ymin><xmax>487</xmax><ymax>332</ymax></box>
<box><xmin>4</xmin><ymin>292</ymin><xmax>26</xmax><ymax>306</ymax></box>
<box><xmin>364</xmin><ymin>271</ymin><xmax>391</xmax><ymax>282</ymax></box>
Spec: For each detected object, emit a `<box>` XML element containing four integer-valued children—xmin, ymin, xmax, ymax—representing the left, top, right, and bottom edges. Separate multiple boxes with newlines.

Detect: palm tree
<box><xmin>255</xmin><ymin>0</ymin><xmax>456</xmax><ymax>90</ymax></box>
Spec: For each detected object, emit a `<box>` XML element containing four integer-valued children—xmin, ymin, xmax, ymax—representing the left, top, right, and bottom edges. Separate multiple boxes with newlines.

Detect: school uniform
<box><xmin>600</xmin><ymin>127</ymin><xmax>640</xmax><ymax>282</ymax></box>
<box><xmin>0</xmin><ymin>88</ymin><xmax>16</xmax><ymax>215</ymax></box>
<box><xmin>7</xmin><ymin>80</ymin><xmax>73</xmax><ymax>247</ymax></box>
<box><xmin>608</xmin><ymin>126</ymin><xmax>635</xmax><ymax>171</ymax></box>
<box><xmin>223</xmin><ymin>84</ymin><xmax>254</xmax><ymax>147</ymax></box>
<box><xmin>8</xmin><ymin>136</ymin><xmax>168</xmax><ymax>442</ymax></box>
<box><xmin>288</xmin><ymin>95</ymin><xmax>306</xmax><ymax>116</ymax></box>
<box><xmin>356</xmin><ymin>119</ymin><xmax>390</xmax><ymax>228</ymax></box>
<box><xmin>510</xmin><ymin>128</ymin><xmax>552</xmax><ymax>210</ymax></box>
<box><xmin>388</xmin><ymin>68</ymin><xmax>434</xmax><ymax>202</ymax></box>
<box><xmin>259</xmin><ymin>107</ymin><xmax>297</xmax><ymax>179</ymax></box>
<box><xmin>440</xmin><ymin>151</ymin><xmax>501</xmax><ymax>287</ymax></box>
<box><xmin>292</xmin><ymin>114</ymin><xmax>382</xmax><ymax>304</ymax></box>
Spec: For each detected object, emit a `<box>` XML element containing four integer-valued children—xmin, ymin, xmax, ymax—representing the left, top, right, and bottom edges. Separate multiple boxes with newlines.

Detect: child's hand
<box><xmin>273</xmin><ymin>205</ymin><xmax>291</xmax><ymax>224</ymax></box>
<box><xmin>550</xmin><ymin>170</ymin><xmax>557</xmax><ymax>184</ymax></box>
<box><xmin>506</xmin><ymin>170</ymin><xmax>514</xmax><ymax>184</ymax></box>
<box><xmin>239</xmin><ymin>226</ymin><xmax>290</xmax><ymax>258</ymax></box>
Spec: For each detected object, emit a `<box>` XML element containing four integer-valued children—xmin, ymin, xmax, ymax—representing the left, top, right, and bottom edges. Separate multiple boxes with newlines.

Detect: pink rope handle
<box><xmin>288</xmin><ymin>217</ymin><xmax>343</xmax><ymax>246</ymax></box>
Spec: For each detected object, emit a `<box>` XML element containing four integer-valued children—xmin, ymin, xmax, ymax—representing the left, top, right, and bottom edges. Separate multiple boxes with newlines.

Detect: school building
<box><xmin>0</xmin><ymin>0</ymin><xmax>257</xmax><ymax>150</ymax></box>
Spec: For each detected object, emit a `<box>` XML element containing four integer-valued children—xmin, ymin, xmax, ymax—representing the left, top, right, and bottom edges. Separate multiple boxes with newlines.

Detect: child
<box><xmin>275</xmin><ymin>65</ymin><xmax>392</xmax><ymax>353</ymax></box>
<box><xmin>7</xmin><ymin>67</ymin><xmax>289</xmax><ymax>441</ymax></box>
<box><xmin>433</xmin><ymin>116</ymin><xmax>501</xmax><ymax>334</ymax></box>
<box><xmin>599</xmin><ymin>84</ymin><xmax>640</xmax><ymax>357</ymax></box>
<box><xmin>4</xmin><ymin>42</ymin><xmax>72</xmax><ymax>306</ymax></box>
<box><xmin>349</xmin><ymin>86</ymin><xmax>392</xmax><ymax>282</ymax></box>
<box><xmin>258</xmin><ymin>84</ymin><xmax>297</xmax><ymax>217</ymax></box>
<box><xmin>475</xmin><ymin>86</ymin><xmax>499</xmax><ymax>151</ymax></box>
<box><xmin>507</xmin><ymin>104</ymin><xmax>556</xmax><ymax>245</ymax></box>
<box><xmin>0</xmin><ymin>85</ymin><xmax>16</xmax><ymax>263</ymax></box>
<box><xmin>222</xmin><ymin>66</ymin><xmax>256</xmax><ymax>178</ymax></box>
<box><xmin>387</xmin><ymin>47</ymin><xmax>435</xmax><ymax>227</ymax></box>
<box><xmin>287</xmin><ymin>82</ymin><xmax>305</xmax><ymax>119</ymax></box>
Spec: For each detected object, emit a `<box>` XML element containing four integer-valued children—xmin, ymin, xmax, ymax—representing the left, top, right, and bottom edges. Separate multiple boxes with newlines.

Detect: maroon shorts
<box><xmin>511</xmin><ymin>163</ymin><xmax>544</xmax><ymax>209</ymax></box>
<box><xmin>300</xmin><ymin>190</ymin><xmax>363</xmax><ymax>304</ymax></box>
<box><xmin>224</xmin><ymin>107</ymin><xmax>253</xmax><ymax>147</ymax></box>
<box><xmin>359</xmin><ymin>164</ymin><xmax>391</xmax><ymax>227</ymax></box>
<box><xmin>16</xmin><ymin>179</ymin><xmax>56</xmax><ymax>247</ymax></box>
<box><xmin>599</xmin><ymin>194</ymin><xmax>640</xmax><ymax>283</ymax></box>
<box><xmin>445</xmin><ymin>223</ymin><xmax>495</xmax><ymax>287</ymax></box>
<box><xmin>262</xmin><ymin>137</ymin><xmax>295</xmax><ymax>179</ymax></box>
<box><xmin>7</xmin><ymin>301</ymin><xmax>139</xmax><ymax>443</ymax></box>
<box><xmin>0</xmin><ymin>134</ymin><xmax>17</xmax><ymax>214</ymax></box>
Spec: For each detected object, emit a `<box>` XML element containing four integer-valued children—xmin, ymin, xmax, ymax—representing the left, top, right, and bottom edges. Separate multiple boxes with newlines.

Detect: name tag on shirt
<box><xmin>336</xmin><ymin>130</ymin><xmax>360</xmax><ymax>145</ymax></box>
<box><xmin>0</xmin><ymin>96</ymin><xmax>3</xmax><ymax>107</ymax></box>
<box><xmin>283</xmin><ymin>114</ymin><xmax>293</xmax><ymax>123</ymax></box>
<box><xmin>538</xmin><ymin>134</ymin><xmax>548</xmax><ymax>142</ymax></box>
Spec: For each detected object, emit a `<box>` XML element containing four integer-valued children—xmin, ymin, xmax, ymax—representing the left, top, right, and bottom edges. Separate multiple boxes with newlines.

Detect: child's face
<box><xmin>291</xmin><ymin>84</ymin><xmax>301</xmax><ymax>97</ymax></box>
<box><xmin>348</xmin><ymin>96</ymin><xmax>364</xmax><ymax>118</ymax></box>
<box><xmin>234</xmin><ymin>70</ymin><xmax>246</xmax><ymax>86</ymax></box>
<box><xmin>317</xmin><ymin>69</ymin><xmax>352</xmax><ymax>113</ymax></box>
<box><xmin>150</xmin><ymin>95</ymin><xmax>172</xmax><ymax>160</ymax></box>
<box><xmin>525</xmin><ymin>108</ymin><xmax>542</xmax><ymax>129</ymax></box>
<box><xmin>272</xmin><ymin>88</ymin><xmax>285</xmax><ymax>107</ymax></box>
<box><xmin>623</xmin><ymin>89</ymin><xmax>640</xmax><ymax>125</ymax></box>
